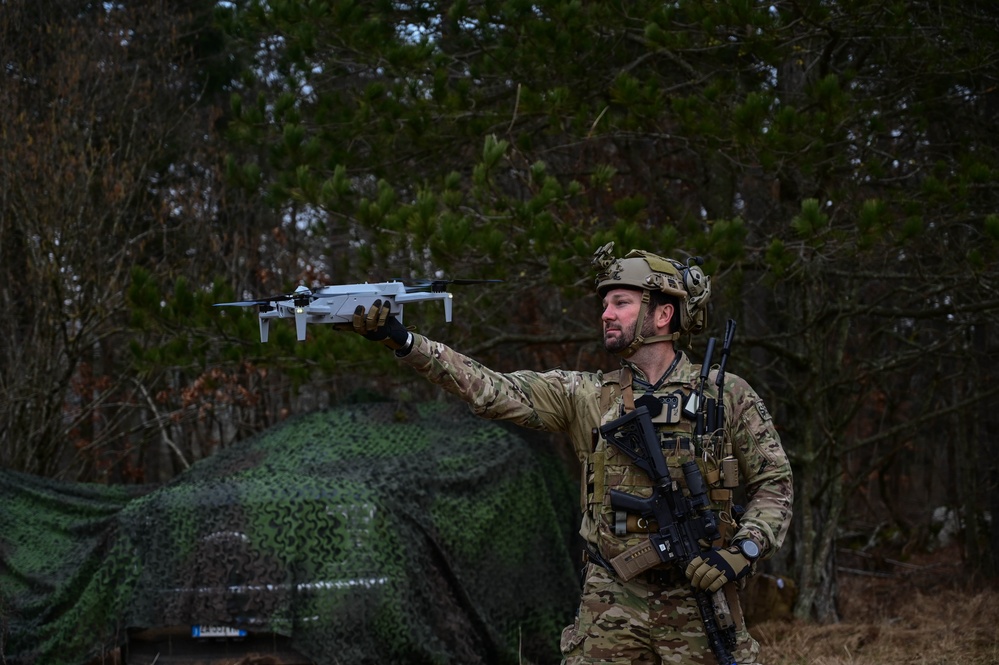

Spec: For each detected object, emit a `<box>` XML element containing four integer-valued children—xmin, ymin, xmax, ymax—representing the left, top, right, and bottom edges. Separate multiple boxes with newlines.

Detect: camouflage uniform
<box><xmin>398</xmin><ymin>333</ymin><xmax>792</xmax><ymax>664</ymax></box>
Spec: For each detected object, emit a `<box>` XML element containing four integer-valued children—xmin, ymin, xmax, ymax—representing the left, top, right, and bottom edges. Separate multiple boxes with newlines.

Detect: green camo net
<box><xmin>0</xmin><ymin>401</ymin><xmax>581</xmax><ymax>664</ymax></box>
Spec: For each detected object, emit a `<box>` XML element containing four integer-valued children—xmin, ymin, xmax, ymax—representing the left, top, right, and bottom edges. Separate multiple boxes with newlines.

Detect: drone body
<box><xmin>215</xmin><ymin>279</ymin><xmax>495</xmax><ymax>342</ymax></box>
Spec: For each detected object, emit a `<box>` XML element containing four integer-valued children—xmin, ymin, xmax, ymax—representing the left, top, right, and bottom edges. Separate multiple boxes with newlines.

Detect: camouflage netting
<box><xmin>0</xmin><ymin>401</ymin><xmax>581</xmax><ymax>665</ymax></box>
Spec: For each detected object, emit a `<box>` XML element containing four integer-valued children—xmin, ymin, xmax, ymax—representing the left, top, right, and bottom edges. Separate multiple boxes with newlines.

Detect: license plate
<box><xmin>191</xmin><ymin>625</ymin><xmax>247</xmax><ymax>638</ymax></box>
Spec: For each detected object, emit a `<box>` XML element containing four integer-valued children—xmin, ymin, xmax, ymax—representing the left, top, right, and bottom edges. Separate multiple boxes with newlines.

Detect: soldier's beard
<box><xmin>604</xmin><ymin>312</ymin><xmax>657</xmax><ymax>354</ymax></box>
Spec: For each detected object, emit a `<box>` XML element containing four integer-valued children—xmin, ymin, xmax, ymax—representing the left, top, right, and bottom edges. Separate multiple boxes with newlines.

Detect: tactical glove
<box><xmin>352</xmin><ymin>300</ymin><xmax>412</xmax><ymax>352</ymax></box>
<box><xmin>685</xmin><ymin>546</ymin><xmax>752</xmax><ymax>593</ymax></box>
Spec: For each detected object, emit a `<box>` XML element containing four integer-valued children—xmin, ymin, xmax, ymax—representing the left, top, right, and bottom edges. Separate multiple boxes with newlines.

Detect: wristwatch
<box><xmin>733</xmin><ymin>538</ymin><xmax>761</xmax><ymax>561</ymax></box>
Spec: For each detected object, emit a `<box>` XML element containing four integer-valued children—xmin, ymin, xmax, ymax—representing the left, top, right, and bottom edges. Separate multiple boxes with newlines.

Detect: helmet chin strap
<box><xmin>617</xmin><ymin>291</ymin><xmax>679</xmax><ymax>358</ymax></box>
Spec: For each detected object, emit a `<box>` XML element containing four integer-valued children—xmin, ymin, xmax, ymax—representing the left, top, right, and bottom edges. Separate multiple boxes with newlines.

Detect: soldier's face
<box><xmin>601</xmin><ymin>288</ymin><xmax>647</xmax><ymax>353</ymax></box>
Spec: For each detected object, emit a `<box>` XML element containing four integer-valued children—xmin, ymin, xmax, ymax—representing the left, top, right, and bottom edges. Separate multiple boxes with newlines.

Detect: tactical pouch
<box><xmin>609</xmin><ymin>539</ymin><xmax>662</xmax><ymax>581</ymax></box>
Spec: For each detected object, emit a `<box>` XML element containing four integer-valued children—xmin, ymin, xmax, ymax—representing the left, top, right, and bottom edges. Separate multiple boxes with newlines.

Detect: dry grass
<box><xmin>753</xmin><ymin>547</ymin><xmax>999</xmax><ymax>665</ymax></box>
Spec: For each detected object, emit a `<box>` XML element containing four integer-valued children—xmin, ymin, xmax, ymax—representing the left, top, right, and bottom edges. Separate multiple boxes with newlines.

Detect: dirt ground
<box><xmin>752</xmin><ymin>546</ymin><xmax>999</xmax><ymax>665</ymax></box>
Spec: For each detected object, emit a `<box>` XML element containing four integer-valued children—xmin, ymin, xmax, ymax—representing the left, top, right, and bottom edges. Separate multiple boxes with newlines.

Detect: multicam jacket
<box><xmin>398</xmin><ymin>333</ymin><xmax>793</xmax><ymax>565</ymax></box>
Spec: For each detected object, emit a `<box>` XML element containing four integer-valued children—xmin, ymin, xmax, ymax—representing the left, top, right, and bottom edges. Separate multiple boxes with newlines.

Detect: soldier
<box><xmin>350</xmin><ymin>243</ymin><xmax>793</xmax><ymax>665</ymax></box>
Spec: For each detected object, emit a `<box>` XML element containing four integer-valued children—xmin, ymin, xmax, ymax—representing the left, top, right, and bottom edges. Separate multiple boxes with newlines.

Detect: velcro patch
<box><xmin>754</xmin><ymin>400</ymin><xmax>772</xmax><ymax>422</ymax></box>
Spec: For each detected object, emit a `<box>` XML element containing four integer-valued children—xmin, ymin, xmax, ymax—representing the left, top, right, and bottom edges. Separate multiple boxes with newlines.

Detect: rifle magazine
<box><xmin>609</xmin><ymin>539</ymin><xmax>661</xmax><ymax>582</ymax></box>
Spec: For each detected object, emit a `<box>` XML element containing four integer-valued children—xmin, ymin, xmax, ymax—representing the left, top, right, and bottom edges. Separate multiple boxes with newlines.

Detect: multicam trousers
<box><xmin>559</xmin><ymin>564</ymin><xmax>762</xmax><ymax>665</ymax></box>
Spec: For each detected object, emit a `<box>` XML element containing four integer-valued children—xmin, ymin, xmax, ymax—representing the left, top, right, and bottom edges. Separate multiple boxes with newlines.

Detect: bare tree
<box><xmin>0</xmin><ymin>0</ymin><xmax>239</xmax><ymax>480</ymax></box>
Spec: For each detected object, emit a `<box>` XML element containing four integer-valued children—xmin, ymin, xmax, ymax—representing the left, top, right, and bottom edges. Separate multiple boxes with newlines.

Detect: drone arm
<box><xmin>395</xmin><ymin>291</ymin><xmax>454</xmax><ymax>323</ymax></box>
<box><xmin>295</xmin><ymin>305</ymin><xmax>308</xmax><ymax>341</ymax></box>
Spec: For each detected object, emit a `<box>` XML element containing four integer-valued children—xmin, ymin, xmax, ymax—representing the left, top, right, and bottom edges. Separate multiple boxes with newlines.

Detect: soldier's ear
<box><xmin>657</xmin><ymin>302</ymin><xmax>675</xmax><ymax>332</ymax></box>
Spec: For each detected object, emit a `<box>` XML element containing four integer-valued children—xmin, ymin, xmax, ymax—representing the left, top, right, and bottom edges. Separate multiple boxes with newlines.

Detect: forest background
<box><xmin>2</xmin><ymin>0</ymin><xmax>998</xmax><ymax>628</ymax></box>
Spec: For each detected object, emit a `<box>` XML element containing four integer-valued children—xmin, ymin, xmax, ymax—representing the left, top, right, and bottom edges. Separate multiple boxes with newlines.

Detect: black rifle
<box><xmin>602</xmin><ymin>405</ymin><xmax>737</xmax><ymax>665</ymax></box>
<box><xmin>713</xmin><ymin>319</ymin><xmax>741</xmax><ymax>489</ymax></box>
<box><xmin>683</xmin><ymin>336</ymin><xmax>716</xmax><ymax>428</ymax></box>
<box><xmin>712</xmin><ymin>319</ymin><xmax>737</xmax><ymax>434</ymax></box>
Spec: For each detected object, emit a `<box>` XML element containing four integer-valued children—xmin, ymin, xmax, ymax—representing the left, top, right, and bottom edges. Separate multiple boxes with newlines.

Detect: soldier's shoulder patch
<box><xmin>754</xmin><ymin>399</ymin><xmax>772</xmax><ymax>422</ymax></box>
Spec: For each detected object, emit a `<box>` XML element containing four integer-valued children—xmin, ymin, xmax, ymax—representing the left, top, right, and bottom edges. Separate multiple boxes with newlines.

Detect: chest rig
<box><xmin>583</xmin><ymin>361</ymin><xmax>741</xmax><ymax>564</ymax></box>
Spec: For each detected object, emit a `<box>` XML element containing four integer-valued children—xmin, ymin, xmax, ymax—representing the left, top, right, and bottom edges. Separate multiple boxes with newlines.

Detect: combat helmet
<box><xmin>593</xmin><ymin>242</ymin><xmax>711</xmax><ymax>356</ymax></box>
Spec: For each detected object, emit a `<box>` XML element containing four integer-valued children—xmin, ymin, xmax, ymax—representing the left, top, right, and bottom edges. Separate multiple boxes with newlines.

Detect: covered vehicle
<box><xmin>0</xmin><ymin>401</ymin><xmax>581</xmax><ymax>665</ymax></box>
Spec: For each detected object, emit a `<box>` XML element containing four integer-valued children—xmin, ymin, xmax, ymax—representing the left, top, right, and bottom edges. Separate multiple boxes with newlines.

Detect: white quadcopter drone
<box><xmin>215</xmin><ymin>279</ymin><xmax>500</xmax><ymax>342</ymax></box>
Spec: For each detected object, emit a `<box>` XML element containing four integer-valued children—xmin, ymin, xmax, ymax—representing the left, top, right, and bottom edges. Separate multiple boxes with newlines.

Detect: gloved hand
<box><xmin>351</xmin><ymin>300</ymin><xmax>411</xmax><ymax>352</ymax></box>
<box><xmin>685</xmin><ymin>546</ymin><xmax>752</xmax><ymax>593</ymax></box>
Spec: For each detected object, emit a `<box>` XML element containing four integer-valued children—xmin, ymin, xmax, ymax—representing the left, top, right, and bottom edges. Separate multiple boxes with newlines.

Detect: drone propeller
<box><xmin>214</xmin><ymin>299</ymin><xmax>275</xmax><ymax>308</ymax></box>
<box><xmin>408</xmin><ymin>278</ymin><xmax>504</xmax><ymax>293</ymax></box>
<box><xmin>214</xmin><ymin>286</ymin><xmax>314</xmax><ymax>308</ymax></box>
